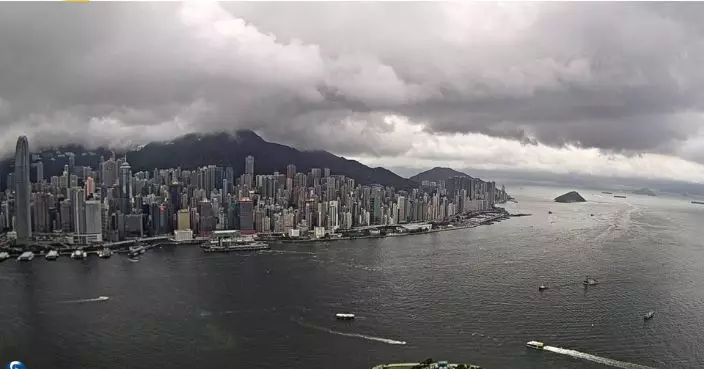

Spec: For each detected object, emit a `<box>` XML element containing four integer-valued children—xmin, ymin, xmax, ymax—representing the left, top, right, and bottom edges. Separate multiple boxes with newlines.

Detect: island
<box><xmin>632</xmin><ymin>188</ymin><xmax>656</xmax><ymax>196</ymax></box>
<box><xmin>554</xmin><ymin>191</ymin><xmax>586</xmax><ymax>203</ymax></box>
<box><xmin>372</xmin><ymin>359</ymin><xmax>482</xmax><ymax>369</ymax></box>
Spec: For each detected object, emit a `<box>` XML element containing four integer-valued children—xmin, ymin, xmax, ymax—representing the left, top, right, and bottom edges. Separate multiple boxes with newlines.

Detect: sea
<box><xmin>1</xmin><ymin>186</ymin><xmax>703</xmax><ymax>369</ymax></box>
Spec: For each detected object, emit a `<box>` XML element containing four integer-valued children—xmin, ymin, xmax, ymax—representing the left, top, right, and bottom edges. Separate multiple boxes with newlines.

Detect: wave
<box><xmin>544</xmin><ymin>346</ymin><xmax>654</xmax><ymax>369</ymax></box>
<box><xmin>60</xmin><ymin>296</ymin><xmax>109</xmax><ymax>304</ymax></box>
<box><xmin>293</xmin><ymin>319</ymin><xmax>406</xmax><ymax>345</ymax></box>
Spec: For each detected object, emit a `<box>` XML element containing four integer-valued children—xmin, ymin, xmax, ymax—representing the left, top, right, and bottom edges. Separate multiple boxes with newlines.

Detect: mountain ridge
<box><xmin>409</xmin><ymin>167</ymin><xmax>471</xmax><ymax>183</ymax></box>
<box><xmin>0</xmin><ymin>131</ymin><xmax>416</xmax><ymax>190</ymax></box>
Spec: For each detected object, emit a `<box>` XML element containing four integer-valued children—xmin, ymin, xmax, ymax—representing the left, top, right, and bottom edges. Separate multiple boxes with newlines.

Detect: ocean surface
<box><xmin>1</xmin><ymin>186</ymin><xmax>703</xmax><ymax>369</ymax></box>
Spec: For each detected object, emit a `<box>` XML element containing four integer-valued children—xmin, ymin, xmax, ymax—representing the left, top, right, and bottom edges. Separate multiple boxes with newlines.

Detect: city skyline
<box><xmin>0</xmin><ymin>135</ymin><xmax>507</xmax><ymax>246</ymax></box>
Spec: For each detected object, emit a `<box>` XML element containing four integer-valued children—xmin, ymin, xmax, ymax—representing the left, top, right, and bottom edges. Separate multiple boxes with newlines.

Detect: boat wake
<box><xmin>543</xmin><ymin>346</ymin><xmax>654</xmax><ymax>369</ymax></box>
<box><xmin>293</xmin><ymin>319</ymin><xmax>406</xmax><ymax>345</ymax></box>
<box><xmin>59</xmin><ymin>296</ymin><xmax>110</xmax><ymax>304</ymax></box>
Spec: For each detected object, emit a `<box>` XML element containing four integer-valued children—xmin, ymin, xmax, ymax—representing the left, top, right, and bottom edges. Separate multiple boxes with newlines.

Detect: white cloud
<box><xmin>347</xmin><ymin>115</ymin><xmax>704</xmax><ymax>184</ymax></box>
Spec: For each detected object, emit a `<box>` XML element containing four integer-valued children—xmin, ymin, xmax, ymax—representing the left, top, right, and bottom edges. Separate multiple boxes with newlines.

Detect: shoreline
<box><xmin>265</xmin><ymin>211</ymin><xmax>510</xmax><ymax>245</ymax></box>
<box><xmin>0</xmin><ymin>210</ymin><xmax>516</xmax><ymax>256</ymax></box>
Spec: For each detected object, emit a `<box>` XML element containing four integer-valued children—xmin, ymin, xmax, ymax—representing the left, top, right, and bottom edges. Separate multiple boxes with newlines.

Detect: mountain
<box><xmin>0</xmin><ymin>131</ymin><xmax>415</xmax><ymax>190</ymax></box>
<box><xmin>409</xmin><ymin>167</ymin><xmax>471</xmax><ymax>182</ymax></box>
<box><xmin>554</xmin><ymin>191</ymin><xmax>586</xmax><ymax>203</ymax></box>
<box><xmin>632</xmin><ymin>187</ymin><xmax>656</xmax><ymax>196</ymax></box>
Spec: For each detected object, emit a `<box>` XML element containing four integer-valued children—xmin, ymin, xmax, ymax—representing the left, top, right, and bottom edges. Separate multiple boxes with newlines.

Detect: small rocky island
<box><xmin>554</xmin><ymin>191</ymin><xmax>586</xmax><ymax>203</ymax></box>
<box><xmin>633</xmin><ymin>188</ymin><xmax>656</xmax><ymax>196</ymax></box>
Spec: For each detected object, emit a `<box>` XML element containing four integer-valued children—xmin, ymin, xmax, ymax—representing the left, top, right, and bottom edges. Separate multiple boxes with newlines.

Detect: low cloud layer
<box><xmin>2</xmin><ymin>2</ymin><xmax>704</xmax><ymax>183</ymax></box>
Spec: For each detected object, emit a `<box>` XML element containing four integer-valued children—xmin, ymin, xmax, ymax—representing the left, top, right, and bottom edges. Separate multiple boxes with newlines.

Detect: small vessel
<box><xmin>644</xmin><ymin>311</ymin><xmax>654</xmax><ymax>320</ymax></box>
<box><xmin>0</xmin><ymin>251</ymin><xmax>10</xmax><ymax>262</ymax></box>
<box><xmin>590</xmin><ymin>213</ymin><xmax>594</xmax><ymax>216</ymax></box>
<box><xmin>97</xmin><ymin>296</ymin><xmax>110</xmax><ymax>301</ymax></box>
<box><xmin>548</xmin><ymin>211</ymin><xmax>553</xmax><ymax>214</ymax></box>
<box><xmin>17</xmin><ymin>251</ymin><xmax>34</xmax><ymax>261</ymax></box>
<box><xmin>97</xmin><ymin>248</ymin><xmax>112</xmax><ymax>259</ymax></box>
<box><xmin>128</xmin><ymin>245</ymin><xmax>145</xmax><ymax>257</ymax></box>
<box><xmin>691</xmin><ymin>201</ymin><xmax>704</xmax><ymax>205</ymax></box>
<box><xmin>45</xmin><ymin>250</ymin><xmax>59</xmax><ymax>260</ymax></box>
<box><xmin>526</xmin><ymin>340</ymin><xmax>544</xmax><ymax>350</ymax></box>
<box><xmin>538</xmin><ymin>285</ymin><xmax>548</xmax><ymax>291</ymax></box>
<box><xmin>614</xmin><ymin>195</ymin><xmax>627</xmax><ymax>198</ymax></box>
<box><xmin>71</xmin><ymin>249</ymin><xmax>87</xmax><ymax>260</ymax></box>
<box><xmin>335</xmin><ymin>313</ymin><xmax>355</xmax><ymax>320</ymax></box>
<box><xmin>602</xmin><ymin>191</ymin><xmax>613</xmax><ymax>194</ymax></box>
<box><xmin>583</xmin><ymin>276</ymin><xmax>599</xmax><ymax>286</ymax></box>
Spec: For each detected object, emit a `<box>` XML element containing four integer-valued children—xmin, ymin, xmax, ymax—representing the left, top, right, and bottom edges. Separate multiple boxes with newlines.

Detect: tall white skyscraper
<box><xmin>14</xmin><ymin>136</ymin><xmax>31</xmax><ymax>243</ymax></box>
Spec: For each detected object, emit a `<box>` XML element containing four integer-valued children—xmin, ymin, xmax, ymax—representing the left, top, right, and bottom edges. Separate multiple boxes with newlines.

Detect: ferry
<box><xmin>128</xmin><ymin>245</ymin><xmax>146</xmax><ymax>258</ymax></box>
<box><xmin>644</xmin><ymin>311</ymin><xmax>655</xmax><ymax>320</ymax></box>
<box><xmin>97</xmin><ymin>248</ymin><xmax>112</xmax><ymax>259</ymax></box>
<box><xmin>45</xmin><ymin>250</ymin><xmax>59</xmax><ymax>260</ymax></box>
<box><xmin>0</xmin><ymin>251</ymin><xmax>10</xmax><ymax>262</ymax></box>
<box><xmin>335</xmin><ymin>313</ymin><xmax>355</xmax><ymax>320</ymax></box>
<box><xmin>17</xmin><ymin>251</ymin><xmax>34</xmax><ymax>262</ymax></box>
<box><xmin>583</xmin><ymin>276</ymin><xmax>599</xmax><ymax>286</ymax></box>
<box><xmin>526</xmin><ymin>340</ymin><xmax>545</xmax><ymax>350</ymax></box>
<box><xmin>203</xmin><ymin>242</ymin><xmax>270</xmax><ymax>253</ymax></box>
<box><xmin>71</xmin><ymin>249</ymin><xmax>87</xmax><ymax>260</ymax></box>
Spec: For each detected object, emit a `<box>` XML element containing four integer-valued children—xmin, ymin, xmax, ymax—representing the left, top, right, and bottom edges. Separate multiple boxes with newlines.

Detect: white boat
<box><xmin>45</xmin><ymin>250</ymin><xmax>59</xmax><ymax>260</ymax></box>
<box><xmin>526</xmin><ymin>340</ymin><xmax>544</xmax><ymax>350</ymax></box>
<box><xmin>97</xmin><ymin>248</ymin><xmax>112</xmax><ymax>259</ymax></box>
<box><xmin>583</xmin><ymin>276</ymin><xmax>599</xmax><ymax>286</ymax></box>
<box><xmin>335</xmin><ymin>313</ymin><xmax>355</xmax><ymax>320</ymax></box>
<box><xmin>0</xmin><ymin>251</ymin><xmax>10</xmax><ymax>261</ymax></box>
<box><xmin>538</xmin><ymin>285</ymin><xmax>548</xmax><ymax>291</ymax></box>
<box><xmin>644</xmin><ymin>311</ymin><xmax>654</xmax><ymax>320</ymax></box>
<box><xmin>71</xmin><ymin>249</ymin><xmax>87</xmax><ymax>260</ymax></box>
<box><xmin>17</xmin><ymin>251</ymin><xmax>34</xmax><ymax>261</ymax></box>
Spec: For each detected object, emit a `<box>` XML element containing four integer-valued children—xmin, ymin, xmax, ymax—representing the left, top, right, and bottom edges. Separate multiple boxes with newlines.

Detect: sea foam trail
<box><xmin>59</xmin><ymin>296</ymin><xmax>110</xmax><ymax>304</ymax></box>
<box><xmin>294</xmin><ymin>320</ymin><xmax>406</xmax><ymax>345</ymax></box>
<box><xmin>544</xmin><ymin>346</ymin><xmax>655</xmax><ymax>369</ymax></box>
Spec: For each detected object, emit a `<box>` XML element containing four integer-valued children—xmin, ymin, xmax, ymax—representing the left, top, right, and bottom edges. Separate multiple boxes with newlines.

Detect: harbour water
<box><xmin>1</xmin><ymin>186</ymin><xmax>703</xmax><ymax>368</ymax></box>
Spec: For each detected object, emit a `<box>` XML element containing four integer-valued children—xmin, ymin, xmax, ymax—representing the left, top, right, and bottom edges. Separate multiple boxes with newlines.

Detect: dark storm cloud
<box><xmin>2</xmin><ymin>2</ymin><xmax>704</xmax><ymax>161</ymax></box>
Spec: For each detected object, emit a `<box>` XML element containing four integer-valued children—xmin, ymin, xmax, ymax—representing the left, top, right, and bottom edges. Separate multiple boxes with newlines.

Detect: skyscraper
<box><xmin>238</xmin><ymin>197</ymin><xmax>254</xmax><ymax>234</ymax></box>
<box><xmin>35</xmin><ymin>161</ymin><xmax>44</xmax><ymax>183</ymax></box>
<box><xmin>71</xmin><ymin>188</ymin><xmax>86</xmax><ymax>236</ymax></box>
<box><xmin>245</xmin><ymin>155</ymin><xmax>255</xmax><ymax>175</ymax></box>
<box><xmin>119</xmin><ymin>159</ymin><xmax>132</xmax><ymax>214</ymax></box>
<box><xmin>101</xmin><ymin>157</ymin><xmax>118</xmax><ymax>187</ymax></box>
<box><xmin>85</xmin><ymin>200</ymin><xmax>102</xmax><ymax>242</ymax></box>
<box><xmin>286</xmin><ymin>164</ymin><xmax>296</xmax><ymax>179</ymax></box>
<box><xmin>14</xmin><ymin>136</ymin><xmax>31</xmax><ymax>243</ymax></box>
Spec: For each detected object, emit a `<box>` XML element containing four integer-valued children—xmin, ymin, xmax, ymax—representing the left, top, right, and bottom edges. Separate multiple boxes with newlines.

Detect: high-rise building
<box><xmin>85</xmin><ymin>176</ymin><xmax>95</xmax><ymax>196</ymax></box>
<box><xmin>60</xmin><ymin>200</ymin><xmax>73</xmax><ymax>232</ymax></box>
<box><xmin>238</xmin><ymin>197</ymin><xmax>254</xmax><ymax>234</ymax></box>
<box><xmin>286</xmin><ymin>164</ymin><xmax>296</xmax><ymax>179</ymax></box>
<box><xmin>67</xmin><ymin>152</ymin><xmax>75</xmax><ymax>177</ymax></box>
<box><xmin>71</xmin><ymin>188</ymin><xmax>86</xmax><ymax>235</ymax></box>
<box><xmin>33</xmin><ymin>192</ymin><xmax>52</xmax><ymax>233</ymax></box>
<box><xmin>101</xmin><ymin>157</ymin><xmax>118</xmax><ymax>187</ymax></box>
<box><xmin>119</xmin><ymin>159</ymin><xmax>132</xmax><ymax>214</ymax></box>
<box><xmin>177</xmin><ymin>209</ymin><xmax>190</xmax><ymax>230</ymax></box>
<box><xmin>14</xmin><ymin>136</ymin><xmax>31</xmax><ymax>243</ymax></box>
<box><xmin>35</xmin><ymin>161</ymin><xmax>44</xmax><ymax>183</ymax></box>
<box><xmin>323</xmin><ymin>168</ymin><xmax>331</xmax><ymax>178</ymax></box>
<box><xmin>198</xmin><ymin>200</ymin><xmax>215</xmax><ymax>236</ymax></box>
<box><xmin>85</xmin><ymin>200</ymin><xmax>102</xmax><ymax>242</ymax></box>
<box><xmin>245</xmin><ymin>155</ymin><xmax>255</xmax><ymax>175</ymax></box>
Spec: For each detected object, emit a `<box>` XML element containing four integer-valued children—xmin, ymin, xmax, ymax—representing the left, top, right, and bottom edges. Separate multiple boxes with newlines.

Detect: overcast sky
<box><xmin>3</xmin><ymin>2</ymin><xmax>704</xmax><ymax>183</ymax></box>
